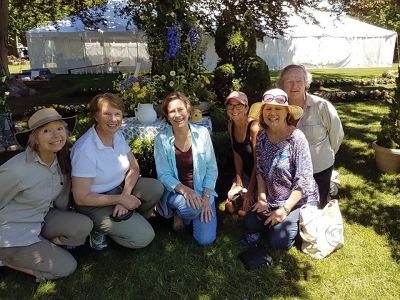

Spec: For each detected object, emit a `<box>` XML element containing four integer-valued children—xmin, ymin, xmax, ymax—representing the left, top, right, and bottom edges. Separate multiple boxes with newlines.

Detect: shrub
<box><xmin>128</xmin><ymin>138</ymin><xmax>157</xmax><ymax>178</ymax></box>
<box><xmin>213</xmin><ymin>64</ymin><xmax>235</xmax><ymax>104</ymax></box>
<box><xmin>376</xmin><ymin>66</ymin><xmax>400</xmax><ymax>149</ymax></box>
<box><xmin>211</xmin><ymin>131</ymin><xmax>234</xmax><ymax>199</ymax></box>
<box><xmin>213</xmin><ymin>10</ymin><xmax>270</xmax><ymax>105</ymax></box>
<box><xmin>242</xmin><ymin>56</ymin><xmax>271</xmax><ymax>105</ymax></box>
<box><xmin>209</xmin><ymin>105</ymin><xmax>228</xmax><ymax>133</ymax></box>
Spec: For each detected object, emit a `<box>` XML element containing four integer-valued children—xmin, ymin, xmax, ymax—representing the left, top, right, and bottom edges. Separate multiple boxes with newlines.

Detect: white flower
<box><xmin>170</xmin><ymin>71</ymin><xmax>176</xmax><ymax>76</ymax></box>
<box><xmin>169</xmin><ymin>81</ymin><xmax>174</xmax><ymax>87</ymax></box>
<box><xmin>161</xmin><ymin>75</ymin><xmax>166</xmax><ymax>80</ymax></box>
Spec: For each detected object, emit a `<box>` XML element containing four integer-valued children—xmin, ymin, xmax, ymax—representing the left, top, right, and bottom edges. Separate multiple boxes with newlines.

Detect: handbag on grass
<box><xmin>299</xmin><ymin>199</ymin><xmax>344</xmax><ymax>259</ymax></box>
<box><xmin>238</xmin><ymin>246</ymin><xmax>273</xmax><ymax>270</ymax></box>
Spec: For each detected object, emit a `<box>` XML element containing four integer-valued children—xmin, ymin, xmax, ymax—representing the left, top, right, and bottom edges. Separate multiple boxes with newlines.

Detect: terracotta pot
<box><xmin>372</xmin><ymin>141</ymin><xmax>400</xmax><ymax>174</ymax></box>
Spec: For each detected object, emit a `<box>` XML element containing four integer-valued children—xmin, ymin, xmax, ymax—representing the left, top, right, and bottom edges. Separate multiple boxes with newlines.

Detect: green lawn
<box><xmin>1</xmin><ymin>69</ymin><xmax>400</xmax><ymax>299</ymax></box>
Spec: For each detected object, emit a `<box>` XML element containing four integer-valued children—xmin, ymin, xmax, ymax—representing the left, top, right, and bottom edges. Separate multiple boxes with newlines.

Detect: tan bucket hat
<box><xmin>16</xmin><ymin>107</ymin><xmax>76</xmax><ymax>148</ymax></box>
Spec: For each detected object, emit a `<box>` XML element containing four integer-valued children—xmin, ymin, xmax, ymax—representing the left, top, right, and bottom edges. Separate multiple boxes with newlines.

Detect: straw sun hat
<box><xmin>248</xmin><ymin>88</ymin><xmax>303</xmax><ymax>121</ymax></box>
<box><xmin>16</xmin><ymin>107</ymin><xmax>76</xmax><ymax>148</ymax></box>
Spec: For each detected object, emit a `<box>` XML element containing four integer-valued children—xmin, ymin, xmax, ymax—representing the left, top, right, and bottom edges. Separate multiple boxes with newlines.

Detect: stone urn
<box><xmin>372</xmin><ymin>141</ymin><xmax>400</xmax><ymax>174</ymax></box>
<box><xmin>135</xmin><ymin>103</ymin><xmax>157</xmax><ymax>124</ymax></box>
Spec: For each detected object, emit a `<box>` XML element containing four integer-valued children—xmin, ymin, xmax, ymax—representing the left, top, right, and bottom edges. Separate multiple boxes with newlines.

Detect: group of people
<box><xmin>225</xmin><ymin>64</ymin><xmax>343</xmax><ymax>249</ymax></box>
<box><xmin>0</xmin><ymin>64</ymin><xmax>343</xmax><ymax>282</ymax></box>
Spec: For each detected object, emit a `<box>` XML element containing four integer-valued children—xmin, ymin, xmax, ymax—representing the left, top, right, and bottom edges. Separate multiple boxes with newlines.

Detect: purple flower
<box><xmin>188</xmin><ymin>28</ymin><xmax>199</xmax><ymax>47</ymax></box>
<box><xmin>120</xmin><ymin>76</ymin><xmax>140</xmax><ymax>90</ymax></box>
<box><xmin>164</xmin><ymin>25</ymin><xmax>180</xmax><ymax>60</ymax></box>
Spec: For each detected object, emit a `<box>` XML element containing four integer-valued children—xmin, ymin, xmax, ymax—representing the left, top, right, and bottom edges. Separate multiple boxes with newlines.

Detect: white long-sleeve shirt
<box><xmin>296</xmin><ymin>93</ymin><xmax>344</xmax><ymax>173</ymax></box>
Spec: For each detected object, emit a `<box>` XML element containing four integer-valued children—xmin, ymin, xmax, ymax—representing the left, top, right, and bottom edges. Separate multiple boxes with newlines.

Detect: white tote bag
<box><xmin>299</xmin><ymin>199</ymin><xmax>344</xmax><ymax>259</ymax></box>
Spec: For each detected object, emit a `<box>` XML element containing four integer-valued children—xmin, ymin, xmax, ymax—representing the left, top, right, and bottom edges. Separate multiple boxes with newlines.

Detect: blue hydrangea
<box><xmin>164</xmin><ymin>25</ymin><xmax>180</xmax><ymax>60</ymax></box>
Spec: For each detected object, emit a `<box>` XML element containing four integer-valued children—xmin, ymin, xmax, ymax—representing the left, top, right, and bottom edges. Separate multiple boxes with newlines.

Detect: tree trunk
<box><xmin>0</xmin><ymin>0</ymin><xmax>10</xmax><ymax>77</ymax></box>
<box><xmin>8</xmin><ymin>35</ymin><xmax>18</xmax><ymax>58</ymax></box>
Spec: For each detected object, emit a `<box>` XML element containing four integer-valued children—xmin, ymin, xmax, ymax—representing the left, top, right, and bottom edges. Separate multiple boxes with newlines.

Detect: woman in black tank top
<box><xmin>224</xmin><ymin>91</ymin><xmax>260</xmax><ymax>216</ymax></box>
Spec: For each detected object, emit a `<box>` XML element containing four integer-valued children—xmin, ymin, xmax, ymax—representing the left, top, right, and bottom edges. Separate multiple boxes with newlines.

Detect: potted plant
<box><xmin>372</xmin><ymin>65</ymin><xmax>400</xmax><ymax>174</ymax></box>
<box><xmin>114</xmin><ymin>73</ymin><xmax>160</xmax><ymax>124</ymax></box>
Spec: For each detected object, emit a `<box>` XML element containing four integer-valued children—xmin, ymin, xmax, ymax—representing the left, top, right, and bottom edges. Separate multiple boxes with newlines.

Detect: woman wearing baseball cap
<box><xmin>224</xmin><ymin>91</ymin><xmax>260</xmax><ymax>216</ymax></box>
<box><xmin>244</xmin><ymin>89</ymin><xmax>319</xmax><ymax>250</ymax></box>
<box><xmin>0</xmin><ymin>107</ymin><xmax>93</xmax><ymax>281</ymax></box>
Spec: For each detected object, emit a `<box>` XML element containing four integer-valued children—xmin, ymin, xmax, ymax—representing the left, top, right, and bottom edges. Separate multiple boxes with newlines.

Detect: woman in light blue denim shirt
<box><xmin>154</xmin><ymin>92</ymin><xmax>218</xmax><ymax>245</ymax></box>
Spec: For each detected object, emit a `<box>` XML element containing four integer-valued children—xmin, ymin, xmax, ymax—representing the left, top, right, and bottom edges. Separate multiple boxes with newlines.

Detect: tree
<box><xmin>2</xmin><ymin>0</ymin><xmax>107</xmax><ymax>79</ymax></box>
<box><xmin>344</xmin><ymin>0</ymin><xmax>400</xmax><ymax>34</ymax></box>
<box><xmin>0</xmin><ymin>0</ymin><xmax>10</xmax><ymax>77</ymax></box>
<box><xmin>192</xmin><ymin>0</ymin><xmax>348</xmax><ymax>38</ymax></box>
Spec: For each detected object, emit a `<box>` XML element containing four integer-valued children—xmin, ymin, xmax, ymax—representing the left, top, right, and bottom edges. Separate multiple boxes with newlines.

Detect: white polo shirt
<box><xmin>71</xmin><ymin>126</ymin><xmax>131</xmax><ymax>193</ymax></box>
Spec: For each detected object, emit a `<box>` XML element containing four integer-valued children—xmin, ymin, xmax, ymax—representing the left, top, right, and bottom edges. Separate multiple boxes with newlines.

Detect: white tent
<box><xmin>26</xmin><ymin>0</ymin><xmax>151</xmax><ymax>74</ymax></box>
<box><xmin>27</xmin><ymin>1</ymin><xmax>397</xmax><ymax>73</ymax></box>
<box><xmin>204</xmin><ymin>8</ymin><xmax>397</xmax><ymax>70</ymax></box>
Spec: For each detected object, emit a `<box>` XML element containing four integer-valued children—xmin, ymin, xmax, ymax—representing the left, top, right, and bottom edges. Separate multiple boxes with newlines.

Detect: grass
<box><xmin>1</xmin><ymin>69</ymin><xmax>400</xmax><ymax>299</ymax></box>
<box><xmin>8</xmin><ymin>63</ymin><xmax>31</xmax><ymax>74</ymax></box>
<box><xmin>269</xmin><ymin>64</ymin><xmax>398</xmax><ymax>83</ymax></box>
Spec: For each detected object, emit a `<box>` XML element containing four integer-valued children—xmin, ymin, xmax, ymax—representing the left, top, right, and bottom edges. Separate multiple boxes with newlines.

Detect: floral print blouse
<box><xmin>256</xmin><ymin>128</ymin><xmax>319</xmax><ymax>210</ymax></box>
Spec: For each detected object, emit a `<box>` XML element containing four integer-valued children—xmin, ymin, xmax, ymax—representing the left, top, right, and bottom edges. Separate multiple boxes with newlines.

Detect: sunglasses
<box><xmin>226</xmin><ymin>103</ymin><xmax>246</xmax><ymax>110</ymax></box>
<box><xmin>262</xmin><ymin>94</ymin><xmax>288</xmax><ymax>104</ymax></box>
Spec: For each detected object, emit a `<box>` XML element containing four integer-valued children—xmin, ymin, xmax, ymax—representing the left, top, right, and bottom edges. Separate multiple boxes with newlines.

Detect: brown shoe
<box><xmin>225</xmin><ymin>199</ymin><xmax>237</xmax><ymax>214</ymax></box>
<box><xmin>173</xmin><ymin>213</ymin><xmax>185</xmax><ymax>233</ymax></box>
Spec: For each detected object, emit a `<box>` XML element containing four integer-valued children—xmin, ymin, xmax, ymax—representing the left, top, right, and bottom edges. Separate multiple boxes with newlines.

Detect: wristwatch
<box><xmin>282</xmin><ymin>204</ymin><xmax>290</xmax><ymax>214</ymax></box>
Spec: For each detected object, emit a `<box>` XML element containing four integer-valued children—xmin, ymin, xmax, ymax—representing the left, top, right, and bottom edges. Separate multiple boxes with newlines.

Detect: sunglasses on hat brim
<box><xmin>262</xmin><ymin>94</ymin><xmax>288</xmax><ymax>104</ymax></box>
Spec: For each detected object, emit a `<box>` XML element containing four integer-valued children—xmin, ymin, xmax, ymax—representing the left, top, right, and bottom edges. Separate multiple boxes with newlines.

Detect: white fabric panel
<box><xmin>26</xmin><ymin>3</ymin><xmax>397</xmax><ymax>73</ymax></box>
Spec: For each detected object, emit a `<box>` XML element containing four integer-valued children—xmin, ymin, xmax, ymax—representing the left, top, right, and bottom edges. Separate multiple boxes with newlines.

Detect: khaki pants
<box><xmin>0</xmin><ymin>209</ymin><xmax>93</xmax><ymax>281</ymax></box>
<box><xmin>76</xmin><ymin>177</ymin><xmax>164</xmax><ymax>249</ymax></box>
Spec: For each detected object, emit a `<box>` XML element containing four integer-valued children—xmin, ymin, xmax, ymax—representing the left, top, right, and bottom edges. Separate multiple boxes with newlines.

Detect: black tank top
<box><xmin>231</xmin><ymin>120</ymin><xmax>254</xmax><ymax>178</ymax></box>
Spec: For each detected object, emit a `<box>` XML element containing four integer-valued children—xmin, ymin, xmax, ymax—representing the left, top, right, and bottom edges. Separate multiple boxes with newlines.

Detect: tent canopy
<box><xmin>26</xmin><ymin>0</ymin><xmax>150</xmax><ymax>74</ymax></box>
<box><xmin>26</xmin><ymin>1</ymin><xmax>397</xmax><ymax>73</ymax></box>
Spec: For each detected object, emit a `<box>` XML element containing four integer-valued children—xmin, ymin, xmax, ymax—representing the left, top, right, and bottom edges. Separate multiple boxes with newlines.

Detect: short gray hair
<box><xmin>277</xmin><ymin>64</ymin><xmax>313</xmax><ymax>90</ymax></box>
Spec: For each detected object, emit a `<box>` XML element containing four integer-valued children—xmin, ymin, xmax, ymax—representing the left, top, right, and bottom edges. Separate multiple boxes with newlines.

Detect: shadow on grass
<box><xmin>339</xmin><ymin>184</ymin><xmax>400</xmax><ymax>262</ymax></box>
<box><xmin>334</xmin><ymin>100</ymin><xmax>400</xmax><ymax>262</ymax></box>
<box><xmin>0</xmin><ymin>214</ymin><xmax>316</xmax><ymax>299</ymax></box>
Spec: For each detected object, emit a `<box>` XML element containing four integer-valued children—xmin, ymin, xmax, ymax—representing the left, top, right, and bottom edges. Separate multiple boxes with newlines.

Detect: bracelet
<box><xmin>282</xmin><ymin>204</ymin><xmax>290</xmax><ymax>214</ymax></box>
<box><xmin>204</xmin><ymin>194</ymin><xmax>210</xmax><ymax>199</ymax></box>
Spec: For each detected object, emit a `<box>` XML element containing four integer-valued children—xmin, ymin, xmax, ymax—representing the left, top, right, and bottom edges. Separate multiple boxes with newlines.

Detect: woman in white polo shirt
<box><xmin>71</xmin><ymin>93</ymin><xmax>164</xmax><ymax>250</ymax></box>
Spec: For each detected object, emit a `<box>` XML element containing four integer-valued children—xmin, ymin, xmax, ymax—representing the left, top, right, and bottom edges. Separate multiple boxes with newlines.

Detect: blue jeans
<box><xmin>167</xmin><ymin>193</ymin><xmax>217</xmax><ymax>245</ymax></box>
<box><xmin>244</xmin><ymin>207</ymin><xmax>301</xmax><ymax>250</ymax></box>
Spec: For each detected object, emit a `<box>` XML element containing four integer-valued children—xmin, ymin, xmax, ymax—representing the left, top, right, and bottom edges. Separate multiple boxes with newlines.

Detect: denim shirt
<box><xmin>154</xmin><ymin>124</ymin><xmax>218</xmax><ymax>217</ymax></box>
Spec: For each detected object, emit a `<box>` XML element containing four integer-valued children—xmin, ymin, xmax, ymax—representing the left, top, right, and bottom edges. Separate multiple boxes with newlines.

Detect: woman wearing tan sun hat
<box><xmin>224</xmin><ymin>91</ymin><xmax>260</xmax><ymax>216</ymax></box>
<box><xmin>0</xmin><ymin>107</ymin><xmax>93</xmax><ymax>282</ymax></box>
<box><xmin>243</xmin><ymin>88</ymin><xmax>319</xmax><ymax>250</ymax></box>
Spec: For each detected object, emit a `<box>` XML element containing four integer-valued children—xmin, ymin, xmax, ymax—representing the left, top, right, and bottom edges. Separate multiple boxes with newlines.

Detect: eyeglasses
<box><xmin>262</xmin><ymin>94</ymin><xmax>288</xmax><ymax>104</ymax></box>
<box><xmin>226</xmin><ymin>103</ymin><xmax>246</xmax><ymax>110</ymax></box>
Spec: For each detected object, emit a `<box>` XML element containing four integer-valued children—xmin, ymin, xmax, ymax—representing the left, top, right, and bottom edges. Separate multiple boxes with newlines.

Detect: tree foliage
<box><xmin>344</xmin><ymin>0</ymin><xmax>400</xmax><ymax>34</ymax></box>
<box><xmin>192</xmin><ymin>0</ymin><xmax>347</xmax><ymax>38</ymax></box>
<box><xmin>8</xmin><ymin>0</ymin><xmax>108</xmax><ymax>45</ymax></box>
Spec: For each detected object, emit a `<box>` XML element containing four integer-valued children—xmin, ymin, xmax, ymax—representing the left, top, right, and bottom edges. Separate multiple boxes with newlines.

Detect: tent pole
<box><xmin>397</xmin><ymin>33</ymin><xmax>400</xmax><ymax>67</ymax></box>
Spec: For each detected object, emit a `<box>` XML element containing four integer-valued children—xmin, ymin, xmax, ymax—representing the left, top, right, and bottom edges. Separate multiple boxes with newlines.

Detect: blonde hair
<box><xmin>27</xmin><ymin>120</ymin><xmax>72</xmax><ymax>174</ymax></box>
